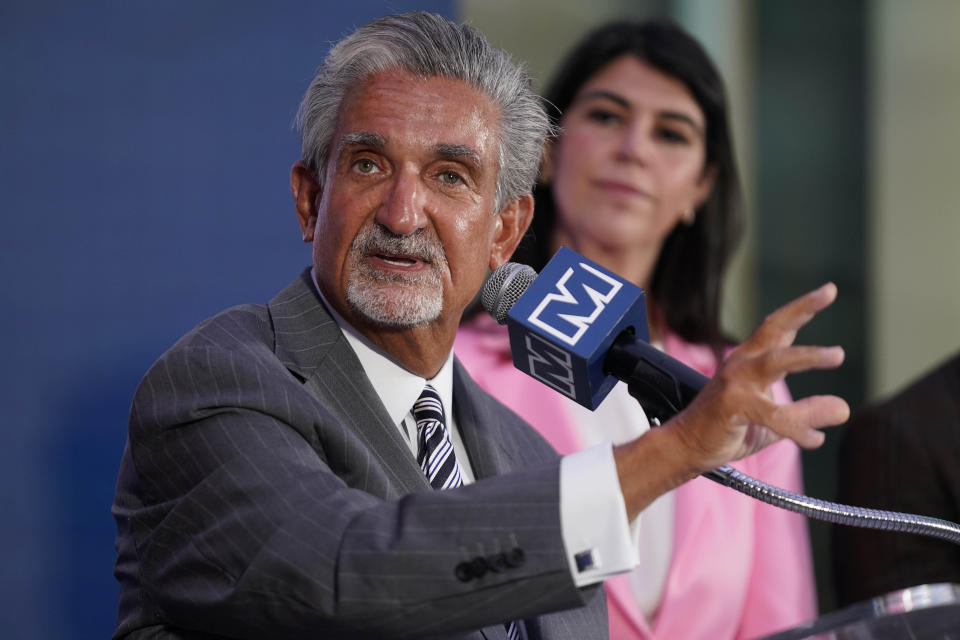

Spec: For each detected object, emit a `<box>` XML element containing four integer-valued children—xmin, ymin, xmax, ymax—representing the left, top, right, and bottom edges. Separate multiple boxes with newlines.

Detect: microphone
<box><xmin>482</xmin><ymin>246</ymin><xmax>708</xmax><ymax>422</ymax></box>
<box><xmin>481</xmin><ymin>247</ymin><xmax>960</xmax><ymax>546</ymax></box>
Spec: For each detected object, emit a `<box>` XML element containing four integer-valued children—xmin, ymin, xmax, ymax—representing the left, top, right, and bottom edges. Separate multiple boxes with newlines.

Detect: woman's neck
<box><xmin>550</xmin><ymin>226</ymin><xmax>660</xmax><ymax>291</ymax></box>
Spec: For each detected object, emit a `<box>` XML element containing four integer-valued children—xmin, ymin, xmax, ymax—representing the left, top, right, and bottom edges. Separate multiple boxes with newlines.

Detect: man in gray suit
<box><xmin>112</xmin><ymin>12</ymin><xmax>849</xmax><ymax>639</ymax></box>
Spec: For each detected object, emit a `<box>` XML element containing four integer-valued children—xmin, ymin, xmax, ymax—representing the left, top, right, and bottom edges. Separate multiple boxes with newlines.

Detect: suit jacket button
<box><xmin>455</xmin><ymin>561</ymin><xmax>473</xmax><ymax>582</ymax></box>
<box><xmin>469</xmin><ymin>557</ymin><xmax>488</xmax><ymax>578</ymax></box>
<box><xmin>505</xmin><ymin>547</ymin><xmax>525</xmax><ymax>568</ymax></box>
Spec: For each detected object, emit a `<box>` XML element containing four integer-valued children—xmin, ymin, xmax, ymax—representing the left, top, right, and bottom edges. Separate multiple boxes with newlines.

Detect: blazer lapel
<box><xmin>267</xmin><ymin>269</ymin><xmax>429</xmax><ymax>497</ymax></box>
<box><xmin>452</xmin><ymin>359</ymin><xmax>523</xmax><ymax>480</ymax></box>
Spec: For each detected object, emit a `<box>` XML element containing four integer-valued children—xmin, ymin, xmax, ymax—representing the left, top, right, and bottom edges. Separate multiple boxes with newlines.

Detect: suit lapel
<box><xmin>452</xmin><ymin>359</ymin><xmax>521</xmax><ymax>480</ymax></box>
<box><xmin>267</xmin><ymin>269</ymin><xmax>429</xmax><ymax>497</ymax></box>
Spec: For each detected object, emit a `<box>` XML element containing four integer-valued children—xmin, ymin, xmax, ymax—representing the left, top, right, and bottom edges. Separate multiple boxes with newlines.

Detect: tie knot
<box><xmin>413</xmin><ymin>384</ymin><xmax>444</xmax><ymax>425</ymax></box>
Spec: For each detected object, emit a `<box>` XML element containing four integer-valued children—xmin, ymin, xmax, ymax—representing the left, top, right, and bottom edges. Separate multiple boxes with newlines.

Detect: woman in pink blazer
<box><xmin>456</xmin><ymin>20</ymin><xmax>816</xmax><ymax>639</ymax></box>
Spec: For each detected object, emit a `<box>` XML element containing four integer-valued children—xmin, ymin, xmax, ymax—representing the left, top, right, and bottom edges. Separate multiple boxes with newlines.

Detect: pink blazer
<box><xmin>455</xmin><ymin>315</ymin><xmax>817</xmax><ymax>640</ymax></box>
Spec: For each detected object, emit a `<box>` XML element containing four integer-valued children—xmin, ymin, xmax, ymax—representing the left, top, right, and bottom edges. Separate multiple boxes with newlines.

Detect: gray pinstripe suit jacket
<box><xmin>113</xmin><ymin>269</ymin><xmax>607</xmax><ymax>639</ymax></box>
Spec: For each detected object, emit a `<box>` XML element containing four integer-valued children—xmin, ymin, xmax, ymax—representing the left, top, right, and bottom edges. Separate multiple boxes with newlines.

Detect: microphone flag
<box><xmin>503</xmin><ymin>247</ymin><xmax>648</xmax><ymax>410</ymax></box>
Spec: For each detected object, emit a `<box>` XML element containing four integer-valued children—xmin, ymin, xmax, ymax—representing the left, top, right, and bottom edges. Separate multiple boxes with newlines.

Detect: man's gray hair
<box><xmin>295</xmin><ymin>12</ymin><xmax>551</xmax><ymax>213</ymax></box>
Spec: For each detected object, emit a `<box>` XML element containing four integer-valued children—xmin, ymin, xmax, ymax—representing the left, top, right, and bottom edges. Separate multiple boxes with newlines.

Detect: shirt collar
<box><xmin>310</xmin><ymin>268</ymin><xmax>455</xmax><ymax>426</ymax></box>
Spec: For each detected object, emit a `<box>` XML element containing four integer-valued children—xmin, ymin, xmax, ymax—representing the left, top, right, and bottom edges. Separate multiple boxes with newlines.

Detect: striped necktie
<box><xmin>413</xmin><ymin>384</ymin><xmax>463</xmax><ymax>490</ymax></box>
<box><xmin>412</xmin><ymin>385</ymin><xmax>523</xmax><ymax>640</ymax></box>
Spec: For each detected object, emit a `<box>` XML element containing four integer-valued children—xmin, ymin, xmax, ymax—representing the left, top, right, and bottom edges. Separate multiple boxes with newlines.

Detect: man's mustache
<box><xmin>352</xmin><ymin>223</ymin><xmax>447</xmax><ymax>267</ymax></box>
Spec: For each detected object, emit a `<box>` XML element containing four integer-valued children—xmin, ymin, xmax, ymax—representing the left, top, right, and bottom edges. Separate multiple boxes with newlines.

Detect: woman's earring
<box><xmin>683</xmin><ymin>208</ymin><xmax>696</xmax><ymax>225</ymax></box>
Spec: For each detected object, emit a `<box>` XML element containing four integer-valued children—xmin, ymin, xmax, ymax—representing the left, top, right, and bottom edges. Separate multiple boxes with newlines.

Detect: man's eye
<box><xmin>355</xmin><ymin>159</ymin><xmax>378</xmax><ymax>174</ymax></box>
<box><xmin>441</xmin><ymin>170</ymin><xmax>464</xmax><ymax>185</ymax></box>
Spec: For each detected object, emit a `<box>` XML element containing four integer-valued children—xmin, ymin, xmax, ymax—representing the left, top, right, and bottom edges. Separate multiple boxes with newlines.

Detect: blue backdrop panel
<box><xmin>0</xmin><ymin>2</ymin><xmax>453</xmax><ymax>637</ymax></box>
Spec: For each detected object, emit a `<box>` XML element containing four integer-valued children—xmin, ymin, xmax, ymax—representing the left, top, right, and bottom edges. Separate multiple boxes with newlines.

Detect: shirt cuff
<box><xmin>559</xmin><ymin>442</ymin><xmax>639</xmax><ymax>586</ymax></box>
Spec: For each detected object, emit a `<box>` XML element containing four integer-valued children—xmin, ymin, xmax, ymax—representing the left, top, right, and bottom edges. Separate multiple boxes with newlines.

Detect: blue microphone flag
<box><xmin>505</xmin><ymin>247</ymin><xmax>648</xmax><ymax>410</ymax></box>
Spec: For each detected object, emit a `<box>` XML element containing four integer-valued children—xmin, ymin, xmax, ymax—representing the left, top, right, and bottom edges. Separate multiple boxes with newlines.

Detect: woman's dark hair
<box><xmin>514</xmin><ymin>19</ymin><xmax>743</xmax><ymax>351</ymax></box>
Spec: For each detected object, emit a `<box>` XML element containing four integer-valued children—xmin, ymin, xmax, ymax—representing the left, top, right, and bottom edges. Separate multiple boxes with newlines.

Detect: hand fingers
<box><xmin>767</xmin><ymin>394</ymin><xmax>850</xmax><ymax>449</ymax></box>
<box><xmin>742</xmin><ymin>282</ymin><xmax>839</xmax><ymax>353</ymax></box>
<box><xmin>747</xmin><ymin>345</ymin><xmax>846</xmax><ymax>383</ymax></box>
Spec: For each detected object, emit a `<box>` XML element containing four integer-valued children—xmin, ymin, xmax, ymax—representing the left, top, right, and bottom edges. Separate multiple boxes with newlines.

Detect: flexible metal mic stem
<box><xmin>704</xmin><ymin>465</ymin><xmax>960</xmax><ymax>545</ymax></box>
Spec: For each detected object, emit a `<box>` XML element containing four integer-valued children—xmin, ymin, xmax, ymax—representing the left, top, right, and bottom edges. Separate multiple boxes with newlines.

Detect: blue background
<box><xmin>0</xmin><ymin>2</ymin><xmax>452</xmax><ymax>637</ymax></box>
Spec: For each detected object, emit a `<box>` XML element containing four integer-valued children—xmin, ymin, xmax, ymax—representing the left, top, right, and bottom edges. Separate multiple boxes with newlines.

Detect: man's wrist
<box><xmin>613</xmin><ymin>426</ymin><xmax>700</xmax><ymax>521</ymax></box>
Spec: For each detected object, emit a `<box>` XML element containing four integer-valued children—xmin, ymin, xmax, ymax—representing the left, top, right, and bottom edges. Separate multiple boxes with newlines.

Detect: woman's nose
<box><xmin>616</xmin><ymin>121</ymin><xmax>652</xmax><ymax>164</ymax></box>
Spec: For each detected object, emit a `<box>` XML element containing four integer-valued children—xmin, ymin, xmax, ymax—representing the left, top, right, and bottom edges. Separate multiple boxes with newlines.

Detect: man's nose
<box><xmin>375</xmin><ymin>170</ymin><xmax>427</xmax><ymax>236</ymax></box>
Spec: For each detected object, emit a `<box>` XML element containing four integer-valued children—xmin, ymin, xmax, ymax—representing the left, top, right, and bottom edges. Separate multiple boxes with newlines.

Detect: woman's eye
<box><xmin>657</xmin><ymin>128</ymin><xmax>690</xmax><ymax>145</ymax></box>
<box><xmin>587</xmin><ymin>109</ymin><xmax>622</xmax><ymax>125</ymax></box>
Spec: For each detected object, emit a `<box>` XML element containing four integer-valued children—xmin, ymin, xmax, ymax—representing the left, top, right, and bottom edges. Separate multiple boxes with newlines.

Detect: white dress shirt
<box><xmin>567</xmin><ymin>380</ymin><xmax>675</xmax><ymax>618</ymax></box>
<box><xmin>311</xmin><ymin>269</ymin><xmax>638</xmax><ymax>587</ymax></box>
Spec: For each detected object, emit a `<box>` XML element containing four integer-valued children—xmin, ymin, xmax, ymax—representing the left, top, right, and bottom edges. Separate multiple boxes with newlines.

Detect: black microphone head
<box><xmin>481</xmin><ymin>262</ymin><xmax>538</xmax><ymax>324</ymax></box>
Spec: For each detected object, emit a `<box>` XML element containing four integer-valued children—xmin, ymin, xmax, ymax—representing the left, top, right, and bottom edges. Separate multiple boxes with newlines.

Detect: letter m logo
<box><xmin>527</xmin><ymin>262</ymin><xmax>622</xmax><ymax>346</ymax></box>
<box><xmin>524</xmin><ymin>333</ymin><xmax>577</xmax><ymax>399</ymax></box>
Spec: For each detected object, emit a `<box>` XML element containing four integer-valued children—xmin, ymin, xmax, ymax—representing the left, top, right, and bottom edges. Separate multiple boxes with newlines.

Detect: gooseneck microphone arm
<box><xmin>485</xmin><ymin>261</ymin><xmax>960</xmax><ymax>546</ymax></box>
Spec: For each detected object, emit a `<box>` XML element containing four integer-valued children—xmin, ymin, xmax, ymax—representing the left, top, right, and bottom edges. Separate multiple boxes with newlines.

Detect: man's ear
<box><xmin>291</xmin><ymin>161</ymin><xmax>322</xmax><ymax>242</ymax></box>
<box><xmin>488</xmin><ymin>193</ymin><xmax>534</xmax><ymax>271</ymax></box>
<box><xmin>538</xmin><ymin>139</ymin><xmax>555</xmax><ymax>185</ymax></box>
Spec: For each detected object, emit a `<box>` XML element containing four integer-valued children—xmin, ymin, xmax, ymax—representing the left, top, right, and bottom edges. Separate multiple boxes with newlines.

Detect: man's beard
<box><xmin>345</xmin><ymin>224</ymin><xmax>448</xmax><ymax>328</ymax></box>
